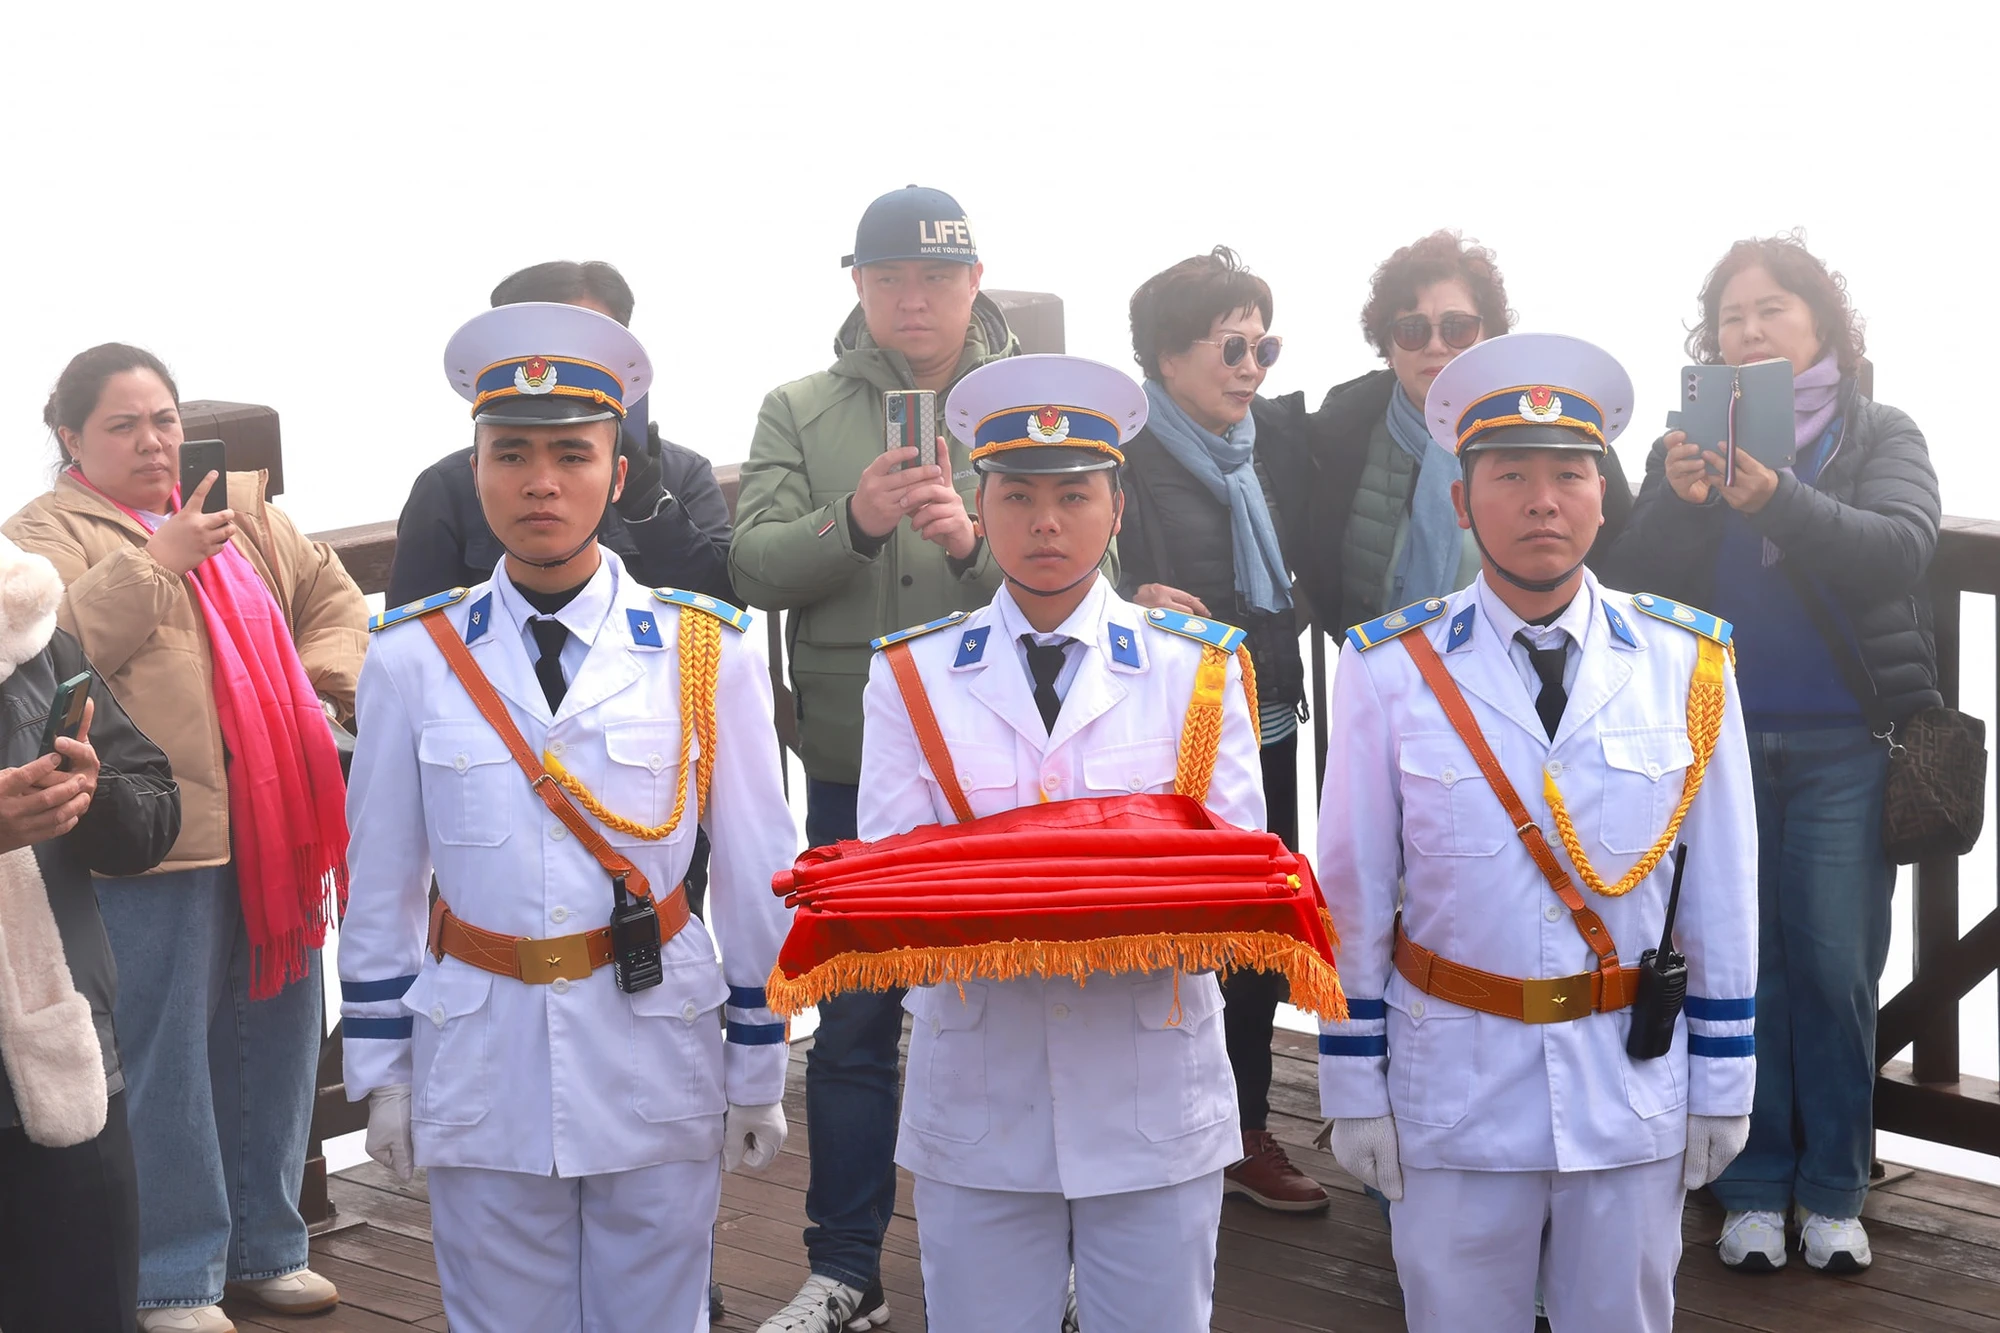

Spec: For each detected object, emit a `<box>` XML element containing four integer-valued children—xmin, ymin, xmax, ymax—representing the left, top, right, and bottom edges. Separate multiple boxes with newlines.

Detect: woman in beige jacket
<box><xmin>5</xmin><ymin>343</ymin><xmax>367</xmax><ymax>1333</ymax></box>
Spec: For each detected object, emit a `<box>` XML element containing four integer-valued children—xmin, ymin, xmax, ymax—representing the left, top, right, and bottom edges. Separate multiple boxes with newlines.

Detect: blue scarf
<box><xmin>1141</xmin><ymin>379</ymin><xmax>1291</xmax><ymax>614</ymax></box>
<box><xmin>1385</xmin><ymin>384</ymin><xmax>1465</xmax><ymax>606</ymax></box>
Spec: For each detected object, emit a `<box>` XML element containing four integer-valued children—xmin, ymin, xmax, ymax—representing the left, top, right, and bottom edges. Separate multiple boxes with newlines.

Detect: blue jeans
<box><xmin>97</xmin><ymin>864</ymin><xmax>322</xmax><ymax>1308</ymax></box>
<box><xmin>1711</xmin><ymin>727</ymin><xmax>1894</xmax><ymax>1220</ymax></box>
<box><xmin>801</xmin><ymin>779</ymin><xmax>904</xmax><ymax>1290</ymax></box>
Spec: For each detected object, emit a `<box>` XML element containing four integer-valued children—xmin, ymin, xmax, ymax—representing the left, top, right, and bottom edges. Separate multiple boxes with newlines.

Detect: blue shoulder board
<box><xmin>870</xmin><ymin>609</ymin><xmax>970</xmax><ymax>652</ymax></box>
<box><xmin>1345</xmin><ymin>598</ymin><xmax>1448</xmax><ymax>652</ymax></box>
<box><xmin>1631</xmin><ymin>594</ymin><xmax>1733</xmax><ymax>647</ymax></box>
<box><xmin>653</xmin><ymin>587</ymin><xmax>751</xmax><ymax>632</ymax></box>
<box><xmin>369</xmin><ymin>586</ymin><xmax>467</xmax><ymax>633</ymax></box>
<box><xmin>1144</xmin><ymin>607</ymin><xmax>1246</xmax><ymax>653</ymax></box>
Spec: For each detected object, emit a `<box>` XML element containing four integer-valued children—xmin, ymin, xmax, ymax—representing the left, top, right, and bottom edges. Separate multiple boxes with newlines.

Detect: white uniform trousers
<box><xmin>912</xmin><ymin>1171</ymin><xmax>1223</xmax><ymax>1333</ymax></box>
<box><xmin>1391</xmin><ymin>1156</ymin><xmax>1685</xmax><ymax>1333</ymax></box>
<box><xmin>428</xmin><ymin>1158</ymin><xmax>721</xmax><ymax>1333</ymax></box>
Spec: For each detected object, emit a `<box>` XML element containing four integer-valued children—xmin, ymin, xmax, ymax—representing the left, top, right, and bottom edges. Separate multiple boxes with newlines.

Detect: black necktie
<box><xmin>1515</xmin><ymin>631</ymin><xmax>1568</xmax><ymax>739</ymax></box>
<box><xmin>1022</xmin><ymin>635</ymin><xmax>1070</xmax><ymax>733</ymax></box>
<box><xmin>531</xmin><ymin>618</ymin><xmax>570</xmax><ymax>712</ymax></box>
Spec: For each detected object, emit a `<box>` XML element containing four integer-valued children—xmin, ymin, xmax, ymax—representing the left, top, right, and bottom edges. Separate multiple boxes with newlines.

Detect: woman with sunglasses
<box><xmin>1289</xmin><ymin>231</ymin><xmax>1632</xmax><ymax>635</ymax></box>
<box><xmin>1608</xmin><ymin>233</ymin><xmax>1941</xmax><ymax>1277</ymax></box>
<box><xmin>1116</xmin><ymin>246</ymin><xmax>1325</xmax><ymax>1215</ymax></box>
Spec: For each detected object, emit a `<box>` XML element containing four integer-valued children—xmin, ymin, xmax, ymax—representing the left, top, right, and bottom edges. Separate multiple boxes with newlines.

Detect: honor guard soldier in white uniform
<box><xmin>1316</xmin><ymin>333</ymin><xmax>1759</xmax><ymax>1332</ymax></box>
<box><xmin>857</xmin><ymin>355</ymin><xmax>1263</xmax><ymax>1333</ymax></box>
<box><xmin>337</xmin><ymin>303</ymin><xmax>797</xmax><ymax>1333</ymax></box>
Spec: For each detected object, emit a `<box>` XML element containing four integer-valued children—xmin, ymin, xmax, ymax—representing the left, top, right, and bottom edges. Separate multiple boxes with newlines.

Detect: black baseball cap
<box><xmin>842</xmin><ymin>185</ymin><xmax>979</xmax><ymax>269</ymax></box>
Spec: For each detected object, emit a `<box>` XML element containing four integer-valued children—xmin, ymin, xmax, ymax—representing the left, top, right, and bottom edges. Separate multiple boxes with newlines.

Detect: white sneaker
<box><xmin>137</xmin><ymin>1308</ymin><xmax>236</xmax><ymax>1333</ymax></box>
<box><xmin>225</xmin><ymin>1266</ymin><xmax>341</xmax><ymax>1313</ymax></box>
<box><xmin>1798</xmin><ymin>1209</ymin><xmax>1873</xmax><ymax>1272</ymax></box>
<box><xmin>1717</xmin><ymin>1209</ymin><xmax>1788</xmax><ymax>1271</ymax></box>
<box><xmin>757</xmin><ymin>1274</ymin><xmax>891</xmax><ymax>1332</ymax></box>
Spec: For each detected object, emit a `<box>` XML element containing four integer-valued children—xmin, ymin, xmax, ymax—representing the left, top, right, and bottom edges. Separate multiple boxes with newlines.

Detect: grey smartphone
<box><xmin>1664</xmin><ymin>360</ymin><xmax>1795</xmax><ymax>483</ymax></box>
<box><xmin>39</xmin><ymin>672</ymin><xmax>91</xmax><ymax>768</ymax></box>
<box><xmin>179</xmin><ymin>438</ymin><xmax>229</xmax><ymax>513</ymax></box>
<box><xmin>884</xmin><ymin>390</ymin><xmax>938</xmax><ymax>471</ymax></box>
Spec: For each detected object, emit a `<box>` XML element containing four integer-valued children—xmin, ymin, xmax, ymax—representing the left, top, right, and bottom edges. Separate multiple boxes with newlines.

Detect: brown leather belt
<box><xmin>427</xmin><ymin>887</ymin><xmax>691</xmax><ymax>985</ymax></box>
<box><xmin>1394</xmin><ymin>921</ymin><xmax>1640</xmax><ymax>1024</ymax></box>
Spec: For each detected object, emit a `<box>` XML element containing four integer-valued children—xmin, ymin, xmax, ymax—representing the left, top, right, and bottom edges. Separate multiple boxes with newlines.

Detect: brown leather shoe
<box><xmin>1224</xmin><ymin>1130</ymin><xmax>1330</xmax><ymax>1212</ymax></box>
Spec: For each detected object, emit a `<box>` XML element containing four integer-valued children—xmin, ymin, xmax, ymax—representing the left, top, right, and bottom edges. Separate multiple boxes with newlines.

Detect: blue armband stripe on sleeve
<box><xmin>726</xmin><ymin>1020</ymin><xmax>788</xmax><ymax>1046</ymax></box>
<box><xmin>340</xmin><ymin>975</ymin><xmax>418</xmax><ymax>1003</ymax></box>
<box><xmin>727</xmin><ymin>985</ymin><xmax>768</xmax><ymax>1011</ymax></box>
<box><xmin>1688</xmin><ymin>1033</ymin><xmax>1756</xmax><ymax>1058</ymax></box>
<box><xmin>1319</xmin><ymin>1034</ymin><xmax>1388</xmax><ymax>1058</ymax></box>
<box><xmin>1344</xmin><ymin>997</ymin><xmax>1387</xmax><ymax>1021</ymax></box>
<box><xmin>1685</xmin><ymin>995</ymin><xmax>1755</xmax><ymax>1021</ymax></box>
<box><xmin>344</xmin><ymin>1016</ymin><xmax>415</xmax><ymax>1040</ymax></box>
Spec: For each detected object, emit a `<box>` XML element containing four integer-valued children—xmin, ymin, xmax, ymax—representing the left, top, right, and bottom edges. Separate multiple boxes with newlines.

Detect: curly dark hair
<box><xmin>1129</xmin><ymin>246</ymin><xmax>1273</xmax><ymax>381</ymax></box>
<box><xmin>1360</xmin><ymin>231</ymin><xmax>1514</xmax><ymax>359</ymax></box>
<box><xmin>1686</xmin><ymin>230</ymin><xmax>1866</xmax><ymax>374</ymax></box>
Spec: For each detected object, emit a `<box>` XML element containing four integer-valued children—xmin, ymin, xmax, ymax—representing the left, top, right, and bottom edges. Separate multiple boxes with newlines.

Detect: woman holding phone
<box><xmin>5</xmin><ymin>343</ymin><xmax>368</xmax><ymax>1332</ymax></box>
<box><xmin>1608</xmin><ymin>234</ymin><xmax>1942</xmax><ymax>1275</ymax></box>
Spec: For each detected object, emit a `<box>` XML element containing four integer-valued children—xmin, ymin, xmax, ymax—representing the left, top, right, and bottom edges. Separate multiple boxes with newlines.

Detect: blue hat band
<box><xmin>969</xmin><ymin>405</ymin><xmax>1123</xmax><ymax>464</ymax></box>
<box><xmin>1454</xmin><ymin>384</ymin><xmax>1605</xmax><ymax>454</ymax></box>
<box><xmin>472</xmin><ymin>356</ymin><xmax>627</xmax><ymax>419</ymax></box>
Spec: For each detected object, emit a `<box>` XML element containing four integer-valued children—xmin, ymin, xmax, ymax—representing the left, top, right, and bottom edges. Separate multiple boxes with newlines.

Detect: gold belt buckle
<box><xmin>517</xmin><ymin>932</ymin><xmax>594</xmax><ymax>985</ymax></box>
<box><xmin>1520</xmin><ymin>973</ymin><xmax>1594</xmax><ymax>1024</ymax></box>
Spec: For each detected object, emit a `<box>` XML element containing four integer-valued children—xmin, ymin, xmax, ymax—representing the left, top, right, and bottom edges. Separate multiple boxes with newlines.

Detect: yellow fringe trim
<box><xmin>1545</xmin><ymin>635</ymin><xmax>1728</xmax><ymax>897</ymax></box>
<box><xmin>540</xmin><ymin>609</ymin><xmax>723</xmax><ymax>840</ymax></box>
<box><xmin>767</xmin><ymin>930</ymin><xmax>1348</xmax><ymax>1022</ymax></box>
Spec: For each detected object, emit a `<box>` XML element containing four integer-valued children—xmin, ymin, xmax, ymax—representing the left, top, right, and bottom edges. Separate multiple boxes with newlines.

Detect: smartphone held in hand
<box><xmin>178</xmin><ymin>438</ymin><xmax>229</xmax><ymax>513</ymax></box>
<box><xmin>39</xmin><ymin>672</ymin><xmax>91</xmax><ymax>769</ymax></box>
<box><xmin>884</xmin><ymin>390</ymin><xmax>938</xmax><ymax>472</ymax></box>
<box><xmin>1664</xmin><ymin>360</ymin><xmax>1794</xmax><ymax>482</ymax></box>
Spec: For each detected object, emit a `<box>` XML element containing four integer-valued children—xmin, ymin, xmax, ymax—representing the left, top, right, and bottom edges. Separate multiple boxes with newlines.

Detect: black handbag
<box><xmin>1783</xmin><ymin>565</ymin><xmax>1987</xmax><ymax>864</ymax></box>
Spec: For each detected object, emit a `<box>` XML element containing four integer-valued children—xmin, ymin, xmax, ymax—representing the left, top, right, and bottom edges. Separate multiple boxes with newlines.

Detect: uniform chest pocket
<box><xmin>1397</xmin><ymin>733</ymin><xmax>1508</xmax><ymax>857</ymax></box>
<box><xmin>1385</xmin><ymin>993</ymin><xmax>1478</xmax><ymax>1128</ymax></box>
<box><xmin>627</xmin><ymin>961</ymin><xmax>729</xmax><ymax>1123</ymax></box>
<box><xmin>1082</xmin><ymin>737</ymin><xmax>1178</xmax><ymax>796</ymax></box>
<box><xmin>418</xmin><ymin>723</ymin><xmax>516</xmax><ymax>847</ymax></box>
<box><xmin>598</xmin><ymin>720</ymin><xmax>688</xmax><ymax>847</ymax></box>
<box><xmin>405</xmin><ymin>964</ymin><xmax>495</xmax><ymax>1126</ymax></box>
<box><xmin>902</xmin><ymin>983</ymin><xmax>990</xmax><ymax>1144</ymax></box>
<box><xmin>1598</xmin><ymin>728</ymin><xmax>1694</xmax><ymax>855</ymax></box>
<box><xmin>921</xmin><ymin>742</ymin><xmax>1015</xmax><ymax>805</ymax></box>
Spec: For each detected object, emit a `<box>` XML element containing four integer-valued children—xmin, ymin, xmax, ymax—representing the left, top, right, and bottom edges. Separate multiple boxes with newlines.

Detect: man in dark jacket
<box><xmin>386</xmin><ymin>260</ymin><xmax>735</xmax><ymax>609</ymax></box>
<box><xmin>0</xmin><ymin>534</ymin><xmax>181</xmax><ymax>1333</ymax></box>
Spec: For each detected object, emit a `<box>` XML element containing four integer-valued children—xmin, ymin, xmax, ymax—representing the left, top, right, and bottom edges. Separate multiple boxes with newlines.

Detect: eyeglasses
<box><xmin>1194</xmin><ymin>334</ymin><xmax>1283</xmax><ymax>369</ymax></box>
<box><xmin>1390</xmin><ymin>313</ymin><xmax>1483</xmax><ymax>353</ymax></box>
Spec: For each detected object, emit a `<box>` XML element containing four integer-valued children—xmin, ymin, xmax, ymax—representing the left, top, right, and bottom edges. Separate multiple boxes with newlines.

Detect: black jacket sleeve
<box><xmin>1586</xmin><ymin>446</ymin><xmax>1637</xmax><ymax>578</ymax></box>
<box><xmin>1600</xmin><ymin>433</ymin><xmax>1727</xmax><ymax>596</ymax></box>
<box><xmin>48</xmin><ymin>630</ymin><xmax>179</xmax><ymax>877</ymax></box>
<box><xmin>386</xmin><ymin>459</ymin><xmax>472</xmax><ymax>607</ymax></box>
<box><xmin>612</xmin><ymin>435</ymin><xmax>737</xmax><ymax>603</ymax></box>
<box><xmin>1748</xmin><ymin>402</ymin><xmax>1940</xmax><ymax>604</ymax></box>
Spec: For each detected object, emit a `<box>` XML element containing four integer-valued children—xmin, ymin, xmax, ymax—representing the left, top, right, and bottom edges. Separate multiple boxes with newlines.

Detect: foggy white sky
<box><xmin>7</xmin><ymin>0</ymin><xmax>1997</xmax><ymax>1175</ymax></box>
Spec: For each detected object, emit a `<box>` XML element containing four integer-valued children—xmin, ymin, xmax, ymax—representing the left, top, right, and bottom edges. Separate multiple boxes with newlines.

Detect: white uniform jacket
<box><xmin>1316</xmin><ymin>572</ymin><xmax>1758</xmax><ymax>1173</ymax></box>
<box><xmin>858</xmin><ymin>579</ymin><xmax>1264</xmax><ymax>1200</ymax></box>
<box><xmin>338</xmin><ymin>553</ymin><xmax>797</xmax><ymax>1177</ymax></box>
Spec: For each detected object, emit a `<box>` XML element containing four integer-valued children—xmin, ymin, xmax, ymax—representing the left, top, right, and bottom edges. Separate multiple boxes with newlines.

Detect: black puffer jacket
<box><xmin>1116</xmin><ymin>415</ymin><xmax>1309</xmax><ymax>713</ymax></box>
<box><xmin>0</xmin><ymin>627</ymin><xmax>180</xmax><ymax>1131</ymax></box>
<box><xmin>1270</xmin><ymin>368</ymin><xmax>1636</xmax><ymax>629</ymax></box>
<box><xmin>1606</xmin><ymin>378</ymin><xmax>1942</xmax><ymax>723</ymax></box>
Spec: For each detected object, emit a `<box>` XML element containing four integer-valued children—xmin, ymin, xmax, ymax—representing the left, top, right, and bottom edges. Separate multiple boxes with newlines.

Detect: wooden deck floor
<box><xmin>240</xmin><ymin>1030</ymin><xmax>2000</xmax><ymax>1332</ymax></box>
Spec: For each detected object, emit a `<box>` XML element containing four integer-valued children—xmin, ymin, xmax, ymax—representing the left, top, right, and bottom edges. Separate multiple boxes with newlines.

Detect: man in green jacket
<box><xmin>731</xmin><ymin>185</ymin><xmax>1015</xmax><ymax>1333</ymax></box>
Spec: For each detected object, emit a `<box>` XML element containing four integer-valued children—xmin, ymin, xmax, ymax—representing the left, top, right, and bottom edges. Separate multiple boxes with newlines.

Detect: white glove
<box><xmin>366</xmin><ymin>1084</ymin><xmax>415</xmax><ymax>1182</ymax></box>
<box><xmin>724</xmin><ymin>1102</ymin><xmax>787</xmax><ymax>1174</ymax></box>
<box><xmin>1683</xmin><ymin>1113</ymin><xmax>1751</xmax><ymax>1190</ymax></box>
<box><xmin>1329</xmin><ymin>1115</ymin><xmax>1403</xmax><ymax>1201</ymax></box>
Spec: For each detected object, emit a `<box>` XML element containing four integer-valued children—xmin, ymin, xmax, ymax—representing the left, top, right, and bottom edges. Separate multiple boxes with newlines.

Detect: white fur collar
<box><xmin>0</xmin><ymin>533</ymin><xmax>62</xmax><ymax>684</ymax></box>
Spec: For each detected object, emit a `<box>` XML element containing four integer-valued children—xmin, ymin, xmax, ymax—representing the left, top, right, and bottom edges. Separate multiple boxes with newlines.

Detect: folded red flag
<box><xmin>767</xmin><ymin>793</ymin><xmax>1345</xmax><ymax>1020</ymax></box>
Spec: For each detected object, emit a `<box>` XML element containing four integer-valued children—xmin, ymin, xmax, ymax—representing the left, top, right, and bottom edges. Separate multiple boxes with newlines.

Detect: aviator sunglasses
<box><xmin>1390</xmin><ymin>312</ymin><xmax>1483</xmax><ymax>352</ymax></box>
<box><xmin>1194</xmin><ymin>334</ymin><xmax>1284</xmax><ymax>369</ymax></box>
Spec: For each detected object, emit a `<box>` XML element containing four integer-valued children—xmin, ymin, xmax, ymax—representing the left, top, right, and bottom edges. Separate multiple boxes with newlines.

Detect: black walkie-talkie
<box><xmin>608</xmin><ymin>874</ymin><xmax>664</xmax><ymax>994</ymax></box>
<box><xmin>1626</xmin><ymin>843</ymin><xmax>1691</xmax><ymax>1060</ymax></box>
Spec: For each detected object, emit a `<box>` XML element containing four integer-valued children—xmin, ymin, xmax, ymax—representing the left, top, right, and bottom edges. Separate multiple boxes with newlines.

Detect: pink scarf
<box><xmin>70</xmin><ymin>469</ymin><xmax>348</xmax><ymax>998</ymax></box>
